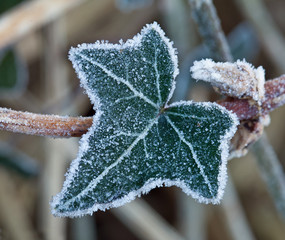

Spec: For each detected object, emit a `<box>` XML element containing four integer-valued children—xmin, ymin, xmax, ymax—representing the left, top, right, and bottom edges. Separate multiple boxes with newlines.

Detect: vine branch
<box><xmin>0</xmin><ymin>108</ymin><xmax>92</xmax><ymax>137</ymax></box>
<box><xmin>0</xmin><ymin>75</ymin><xmax>284</xmax><ymax>138</ymax></box>
<box><xmin>219</xmin><ymin>75</ymin><xmax>285</xmax><ymax>120</ymax></box>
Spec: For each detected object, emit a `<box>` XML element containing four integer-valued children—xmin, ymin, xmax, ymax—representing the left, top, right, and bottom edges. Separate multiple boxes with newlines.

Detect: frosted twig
<box><xmin>251</xmin><ymin>134</ymin><xmax>285</xmax><ymax>220</ymax></box>
<box><xmin>188</xmin><ymin>0</ymin><xmax>233</xmax><ymax>62</ymax></box>
<box><xmin>0</xmin><ymin>107</ymin><xmax>93</xmax><ymax>137</ymax></box>
<box><xmin>0</xmin><ymin>75</ymin><xmax>285</xmax><ymax>138</ymax></box>
<box><xmin>218</xmin><ymin>75</ymin><xmax>285</xmax><ymax>120</ymax></box>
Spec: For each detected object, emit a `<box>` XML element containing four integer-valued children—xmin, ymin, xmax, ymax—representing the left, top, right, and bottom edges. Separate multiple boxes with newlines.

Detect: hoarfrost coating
<box><xmin>50</xmin><ymin>22</ymin><xmax>239</xmax><ymax>217</ymax></box>
<box><xmin>190</xmin><ymin>58</ymin><xmax>265</xmax><ymax>103</ymax></box>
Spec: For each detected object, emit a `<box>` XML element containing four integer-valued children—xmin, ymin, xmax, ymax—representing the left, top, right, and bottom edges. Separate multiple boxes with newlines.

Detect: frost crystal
<box><xmin>190</xmin><ymin>59</ymin><xmax>265</xmax><ymax>103</ymax></box>
<box><xmin>50</xmin><ymin>22</ymin><xmax>238</xmax><ymax>217</ymax></box>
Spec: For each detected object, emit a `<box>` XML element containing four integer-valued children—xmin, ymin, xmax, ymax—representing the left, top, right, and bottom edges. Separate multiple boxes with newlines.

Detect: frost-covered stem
<box><xmin>218</xmin><ymin>75</ymin><xmax>285</xmax><ymax>120</ymax></box>
<box><xmin>0</xmin><ymin>75</ymin><xmax>284</xmax><ymax>138</ymax></box>
<box><xmin>251</xmin><ymin>134</ymin><xmax>285</xmax><ymax>219</ymax></box>
<box><xmin>188</xmin><ymin>0</ymin><xmax>233</xmax><ymax>62</ymax></box>
<box><xmin>0</xmin><ymin>107</ymin><xmax>93</xmax><ymax>137</ymax></box>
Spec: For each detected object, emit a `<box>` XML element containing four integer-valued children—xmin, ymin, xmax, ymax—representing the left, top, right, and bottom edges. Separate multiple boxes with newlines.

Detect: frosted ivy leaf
<box><xmin>50</xmin><ymin>22</ymin><xmax>239</xmax><ymax>217</ymax></box>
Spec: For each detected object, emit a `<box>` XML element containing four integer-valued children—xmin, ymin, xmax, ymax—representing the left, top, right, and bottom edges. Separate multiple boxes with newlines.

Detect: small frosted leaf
<box><xmin>50</xmin><ymin>22</ymin><xmax>238</xmax><ymax>217</ymax></box>
<box><xmin>190</xmin><ymin>58</ymin><xmax>265</xmax><ymax>103</ymax></box>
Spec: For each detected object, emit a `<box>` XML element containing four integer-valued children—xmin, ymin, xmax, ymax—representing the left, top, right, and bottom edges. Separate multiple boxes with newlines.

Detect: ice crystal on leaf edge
<box><xmin>50</xmin><ymin>22</ymin><xmax>239</xmax><ymax>217</ymax></box>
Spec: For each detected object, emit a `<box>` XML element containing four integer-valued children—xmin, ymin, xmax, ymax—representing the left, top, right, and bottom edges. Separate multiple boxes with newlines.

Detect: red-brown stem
<box><xmin>218</xmin><ymin>75</ymin><xmax>285</xmax><ymax>120</ymax></box>
<box><xmin>0</xmin><ymin>108</ymin><xmax>93</xmax><ymax>137</ymax></box>
<box><xmin>0</xmin><ymin>76</ymin><xmax>284</xmax><ymax>138</ymax></box>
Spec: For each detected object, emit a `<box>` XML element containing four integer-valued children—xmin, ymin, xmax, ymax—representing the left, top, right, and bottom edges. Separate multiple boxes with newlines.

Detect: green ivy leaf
<box><xmin>51</xmin><ymin>22</ymin><xmax>238</xmax><ymax>217</ymax></box>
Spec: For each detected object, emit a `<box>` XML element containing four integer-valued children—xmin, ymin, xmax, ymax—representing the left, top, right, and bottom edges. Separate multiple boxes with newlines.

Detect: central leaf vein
<box><xmin>165</xmin><ymin>116</ymin><xmax>214</xmax><ymax>195</ymax></box>
<box><xmin>78</xmin><ymin>53</ymin><xmax>157</xmax><ymax>108</ymax></box>
<box><xmin>143</xmin><ymin>138</ymin><xmax>149</xmax><ymax>158</ymax></box>
<box><xmin>154</xmin><ymin>47</ymin><xmax>162</xmax><ymax>106</ymax></box>
<box><xmin>62</xmin><ymin>118</ymin><xmax>158</xmax><ymax>207</ymax></box>
<box><xmin>167</xmin><ymin>111</ymin><xmax>216</xmax><ymax>120</ymax></box>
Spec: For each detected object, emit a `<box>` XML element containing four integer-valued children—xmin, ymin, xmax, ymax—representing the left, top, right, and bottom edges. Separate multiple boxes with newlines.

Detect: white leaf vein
<box><xmin>110</xmin><ymin>131</ymin><xmax>140</xmax><ymax>139</ymax></box>
<box><xmin>154</xmin><ymin>47</ymin><xmax>162</xmax><ymax>106</ymax></box>
<box><xmin>165</xmin><ymin>116</ymin><xmax>214</xmax><ymax>195</ymax></box>
<box><xmin>113</xmin><ymin>95</ymin><xmax>137</xmax><ymax>105</ymax></box>
<box><xmin>143</xmin><ymin>138</ymin><xmax>149</xmax><ymax>158</ymax></box>
<box><xmin>77</xmin><ymin>53</ymin><xmax>157</xmax><ymax>108</ymax></box>
<box><xmin>62</xmin><ymin>118</ymin><xmax>157</xmax><ymax>207</ymax></box>
<box><xmin>166</xmin><ymin>111</ymin><xmax>216</xmax><ymax>120</ymax></box>
<box><xmin>176</xmin><ymin>139</ymin><xmax>181</xmax><ymax>158</ymax></box>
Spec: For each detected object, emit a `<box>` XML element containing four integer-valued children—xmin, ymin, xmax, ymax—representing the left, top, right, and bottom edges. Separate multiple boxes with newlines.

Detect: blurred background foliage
<box><xmin>0</xmin><ymin>0</ymin><xmax>25</xmax><ymax>14</ymax></box>
<box><xmin>0</xmin><ymin>0</ymin><xmax>285</xmax><ymax>239</ymax></box>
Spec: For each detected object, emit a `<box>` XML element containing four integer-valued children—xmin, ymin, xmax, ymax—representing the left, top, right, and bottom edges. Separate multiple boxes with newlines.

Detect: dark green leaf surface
<box><xmin>51</xmin><ymin>22</ymin><xmax>238</xmax><ymax>217</ymax></box>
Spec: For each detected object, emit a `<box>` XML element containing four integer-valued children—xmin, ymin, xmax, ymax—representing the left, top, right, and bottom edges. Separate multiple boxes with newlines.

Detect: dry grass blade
<box><xmin>0</xmin><ymin>0</ymin><xmax>86</xmax><ymax>49</ymax></box>
<box><xmin>112</xmin><ymin>199</ymin><xmax>185</xmax><ymax>240</ymax></box>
